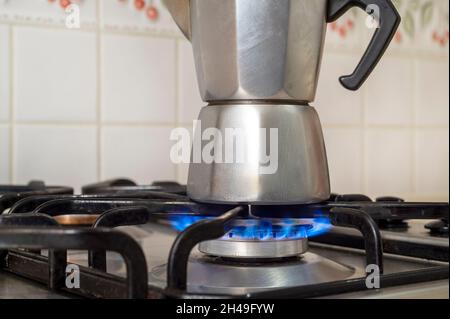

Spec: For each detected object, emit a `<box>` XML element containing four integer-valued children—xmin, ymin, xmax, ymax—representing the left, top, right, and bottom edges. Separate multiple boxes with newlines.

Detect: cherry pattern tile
<box><xmin>0</xmin><ymin>0</ymin><xmax>97</xmax><ymax>28</ymax></box>
<box><xmin>395</xmin><ymin>0</ymin><xmax>449</xmax><ymax>52</ymax></box>
<box><xmin>360</xmin><ymin>0</ymin><xmax>449</xmax><ymax>53</ymax></box>
<box><xmin>101</xmin><ymin>0</ymin><xmax>179</xmax><ymax>35</ymax></box>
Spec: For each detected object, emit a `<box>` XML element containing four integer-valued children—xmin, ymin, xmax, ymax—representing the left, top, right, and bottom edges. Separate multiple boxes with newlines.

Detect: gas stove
<box><xmin>0</xmin><ymin>179</ymin><xmax>448</xmax><ymax>299</ymax></box>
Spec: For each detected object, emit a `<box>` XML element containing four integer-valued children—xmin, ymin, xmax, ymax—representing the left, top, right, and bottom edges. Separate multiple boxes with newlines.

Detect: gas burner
<box><xmin>151</xmin><ymin>252</ymin><xmax>360</xmax><ymax>295</ymax></box>
<box><xmin>198</xmin><ymin>219</ymin><xmax>320</xmax><ymax>260</ymax></box>
<box><xmin>375</xmin><ymin>196</ymin><xmax>409</xmax><ymax>230</ymax></box>
<box><xmin>82</xmin><ymin>179</ymin><xmax>186</xmax><ymax>195</ymax></box>
<box><xmin>425</xmin><ymin>219</ymin><xmax>449</xmax><ymax>236</ymax></box>
<box><xmin>198</xmin><ymin>238</ymin><xmax>309</xmax><ymax>260</ymax></box>
<box><xmin>0</xmin><ymin>181</ymin><xmax>73</xmax><ymax>213</ymax></box>
<box><xmin>53</xmin><ymin>214</ymin><xmax>100</xmax><ymax>226</ymax></box>
<box><xmin>377</xmin><ymin>219</ymin><xmax>409</xmax><ymax>230</ymax></box>
<box><xmin>0</xmin><ymin>179</ymin><xmax>448</xmax><ymax>299</ymax></box>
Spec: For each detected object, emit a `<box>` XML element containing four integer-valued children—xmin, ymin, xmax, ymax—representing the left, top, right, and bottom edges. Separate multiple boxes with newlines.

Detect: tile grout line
<box><xmin>1</xmin><ymin>19</ymin><xmax>449</xmax><ymax>60</ymax></box>
<box><xmin>13</xmin><ymin>121</ymin><xmax>99</xmax><ymax>127</ymax></box>
<box><xmin>361</xmin><ymin>77</ymin><xmax>369</xmax><ymax>196</ymax></box>
<box><xmin>359</xmin><ymin>5</ymin><xmax>369</xmax><ymax>198</ymax></box>
<box><xmin>96</xmin><ymin>0</ymin><xmax>102</xmax><ymax>183</ymax></box>
<box><xmin>11</xmin><ymin>121</ymin><xmax>181</xmax><ymax>127</ymax></box>
<box><xmin>0</xmin><ymin>19</ymin><xmax>181</xmax><ymax>39</ymax></box>
<box><xmin>2</xmin><ymin>20</ymin><xmax>449</xmax><ymax>61</ymax></box>
<box><xmin>8</xmin><ymin>25</ymin><xmax>14</xmax><ymax>184</ymax></box>
<box><xmin>174</xmin><ymin>38</ymin><xmax>181</xmax><ymax>182</ymax></box>
<box><xmin>6</xmin><ymin>120</ymin><xmax>449</xmax><ymax>130</ymax></box>
<box><xmin>411</xmin><ymin>58</ymin><xmax>419</xmax><ymax>197</ymax></box>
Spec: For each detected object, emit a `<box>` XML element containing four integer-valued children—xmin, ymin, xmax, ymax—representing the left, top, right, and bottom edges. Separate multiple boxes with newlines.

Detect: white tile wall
<box><xmin>366</xmin><ymin>128</ymin><xmax>414</xmax><ymax>197</ymax></box>
<box><xmin>323</xmin><ymin>127</ymin><xmax>363</xmax><ymax>194</ymax></box>
<box><xmin>177</xmin><ymin>161</ymin><xmax>190</xmax><ymax>186</ymax></box>
<box><xmin>178</xmin><ymin>39</ymin><xmax>204</xmax><ymax>125</ymax></box>
<box><xmin>415</xmin><ymin>129</ymin><xmax>449</xmax><ymax>198</ymax></box>
<box><xmin>14</xmin><ymin>125</ymin><xmax>97</xmax><ymax>191</ymax></box>
<box><xmin>315</xmin><ymin>51</ymin><xmax>363</xmax><ymax>125</ymax></box>
<box><xmin>416</xmin><ymin>59</ymin><xmax>449</xmax><ymax>126</ymax></box>
<box><xmin>101</xmin><ymin>34</ymin><xmax>176</xmax><ymax>124</ymax></box>
<box><xmin>175</xmin><ymin>125</ymin><xmax>192</xmax><ymax>184</ymax></box>
<box><xmin>14</xmin><ymin>27</ymin><xmax>97</xmax><ymax>122</ymax></box>
<box><xmin>0</xmin><ymin>25</ymin><xmax>9</xmax><ymax>122</ymax></box>
<box><xmin>0</xmin><ymin>0</ymin><xmax>448</xmax><ymax>202</ymax></box>
<box><xmin>365</xmin><ymin>56</ymin><xmax>414</xmax><ymax>126</ymax></box>
<box><xmin>101</xmin><ymin>126</ymin><xmax>176</xmax><ymax>184</ymax></box>
<box><xmin>0</xmin><ymin>125</ymin><xmax>9</xmax><ymax>183</ymax></box>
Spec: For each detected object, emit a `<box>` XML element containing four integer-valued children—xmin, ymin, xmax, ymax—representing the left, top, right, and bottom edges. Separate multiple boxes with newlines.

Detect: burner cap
<box><xmin>377</xmin><ymin>219</ymin><xmax>409</xmax><ymax>230</ymax></box>
<box><xmin>199</xmin><ymin>238</ymin><xmax>309</xmax><ymax>260</ymax></box>
<box><xmin>425</xmin><ymin>219</ymin><xmax>449</xmax><ymax>236</ymax></box>
<box><xmin>375</xmin><ymin>196</ymin><xmax>408</xmax><ymax>230</ymax></box>
<box><xmin>151</xmin><ymin>252</ymin><xmax>358</xmax><ymax>295</ymax></box>
<box><xmin>198</xmin><ymin>219</ymin><xmax>312</xmax><ymax>260</ymax></box>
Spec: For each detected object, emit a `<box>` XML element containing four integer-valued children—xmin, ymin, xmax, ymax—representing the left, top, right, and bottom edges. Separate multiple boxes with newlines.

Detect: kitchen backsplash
<box><xmin>0</xmin><ymin>0</ymin><xmax>448</xmax><ymax>201</ymax></box>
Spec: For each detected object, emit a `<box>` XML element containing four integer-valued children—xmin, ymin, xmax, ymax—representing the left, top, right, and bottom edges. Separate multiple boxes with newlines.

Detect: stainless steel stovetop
<box><xmin>1</xmin><ymin>220</ymin><xmax>448</xmax><ymax>299</ymax></box>
<box><xmin>0</xmin><ymin>180</ymin><xmax>448</xmax><ymax>299</ymax></box>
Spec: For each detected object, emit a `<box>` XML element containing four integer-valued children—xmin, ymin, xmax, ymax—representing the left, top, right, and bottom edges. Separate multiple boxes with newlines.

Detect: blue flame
<box><xmin>168</xmin><ymin>215</ymin><xmax>332</xmax><ymax>240</ymax></box>
<box><xmin>303</xmin><ymin>217</ymin><xmax>332</xmax><ymax>238</ymax></box>
<box><xmin>169</xmin><ymin>215</ymin><xmax>205</xmax><ymax>232</ymax></box>
<box><xmin>226</xmin><ymin>220</ymin><xmax>311</xmax><ymax>240</ymax></box>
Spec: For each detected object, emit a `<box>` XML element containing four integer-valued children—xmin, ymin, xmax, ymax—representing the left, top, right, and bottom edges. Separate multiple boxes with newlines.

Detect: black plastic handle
<box><xmin>327</xmin><ymin>0</ymin><xmax>401</xmax><ymax>90</ymax></box>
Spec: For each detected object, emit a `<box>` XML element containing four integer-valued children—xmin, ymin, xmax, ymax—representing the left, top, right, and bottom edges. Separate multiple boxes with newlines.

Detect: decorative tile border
<box><xmin>112</xmin><ymin>0</ymin><xmax>161</xmax><ymax>23</ymax></box>
<box><xmin>0</xmin><ymin>0</ymin><xmax>97</xmax><ymax>29</ymax></box>
<box><xmin>0</xmin><ymin>0</ymin><xmax>448</xmax><ymax>52</ymax></box>
<box><xmin>393</xmin><ymin>0</ymin><xmax>449</xmax><ymax>50</ymax></box>
<box><xmin>0</xmin><ymin>0</ymin><xmax>178</xmax><ymax>35</ymax></box>
<box><xmin>326</xmin><ymin>0</ymin><xmax>449</xmax><ymax>53</ymax></box>
<box><xmin>101</xmin><ymin>0</ymin><xmax>179</xmax><ymax>37</ymax></box>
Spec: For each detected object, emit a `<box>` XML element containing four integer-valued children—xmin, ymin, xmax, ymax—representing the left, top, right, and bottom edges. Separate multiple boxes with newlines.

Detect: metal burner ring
<box><xmin>198</xmin><ymin>238</ymin><xmax>308</xmax><ymax>259</ymax></box>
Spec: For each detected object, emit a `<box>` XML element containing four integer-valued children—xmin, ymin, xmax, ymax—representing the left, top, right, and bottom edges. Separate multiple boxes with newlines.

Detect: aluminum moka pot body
<box><xmin>165</xmin><ymin>0</ymin><xmax>400</xmax><ymax>204</ymax></box>
<box><xmin>176</xmin><ymin>0</ymin><xmax>328</xmax><ymax>102</ymax></box>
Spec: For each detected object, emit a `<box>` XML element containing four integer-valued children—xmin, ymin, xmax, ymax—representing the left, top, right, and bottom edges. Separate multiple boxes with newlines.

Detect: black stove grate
<box><xmin>0</xmin><ymin>181</ymin><xmax>73</xmax><ymax>213</ymax></box>
<box><xmin>0</xmin><ymin>179</ymin><xmax>448</xmax><ymax>299</ymax></box>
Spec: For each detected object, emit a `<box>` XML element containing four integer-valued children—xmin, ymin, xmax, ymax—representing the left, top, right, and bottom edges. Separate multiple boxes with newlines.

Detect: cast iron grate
<box><xmin>0</xmin><ymin>179</ymin><xmax>448</xmax><ymax>299</ymax></box>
